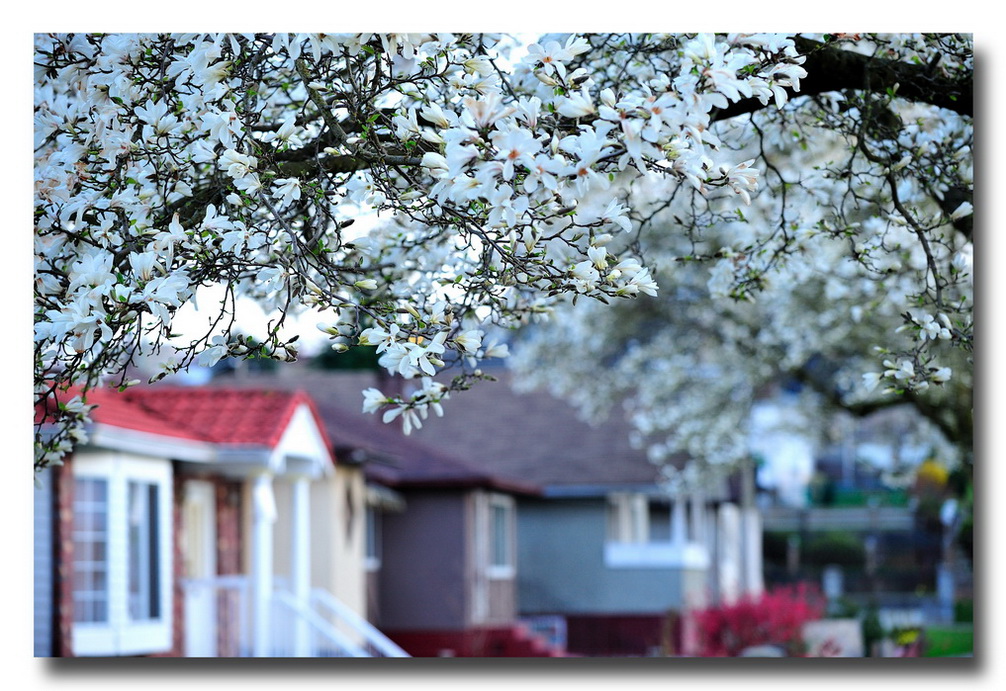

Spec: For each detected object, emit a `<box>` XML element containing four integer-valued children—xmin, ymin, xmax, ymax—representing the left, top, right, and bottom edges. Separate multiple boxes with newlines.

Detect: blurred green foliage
<box><xmin>801</xmin><ymin>531</ymin><xmax>867</xmax><ymax>568</ymax></box>
<box><xmin>954</xmin><ymin>598</ymin><xmax>973</xmax><ymax>624</ymax></box>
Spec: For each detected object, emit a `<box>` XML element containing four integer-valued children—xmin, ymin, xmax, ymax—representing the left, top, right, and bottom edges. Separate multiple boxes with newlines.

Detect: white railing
<box><xmin>520</xmin><ymin>615</ymin><xmax>567</xmax><ymax>651</ymax></box>
<box><xmin>310</xmin><ymin>588</ymin><xmax>409</xmax><ymax>657</ymax></box>
<box><xmin>182</xmin><ymin>576</ymin><xmax>409</xmax><ymax>657</ymax></box>
<box><xmin>270</xmin><ymin>590</ymin><xmax>370</xmax><ymax>657</ymax></box>
<box><xmin>182</xmin><ymin>575</ymin><xmax>254</xmax><ymax>657</ymax></box>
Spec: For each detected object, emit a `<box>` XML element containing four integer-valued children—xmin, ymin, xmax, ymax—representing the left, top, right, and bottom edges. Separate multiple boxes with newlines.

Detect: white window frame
<box><xmin>71</xmin><ymin>452</ymin><xmax>173</xmax><ymax>657</ymax></box>
<box><xmin>606</xmin><ymin>492</ymin><xmax>648</xmax><ymax>544</ymax></box>
<box><xmin>486</xmin><ymin>493</ymin><xmax>516</xmax><ymax>580</ymax></box>
<box><xmin>604</xmin><ymin>492</ymin><xmax>709</xmax><ymax>569</ymax></box>
<box><xmin>72</xmin><ymin>476</ymin><xmax>110</xmax><ymax>628</ymax></box>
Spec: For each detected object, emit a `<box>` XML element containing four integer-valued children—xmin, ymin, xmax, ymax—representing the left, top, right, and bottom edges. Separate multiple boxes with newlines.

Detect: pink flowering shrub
<box><xmin>691</xmin><ymin>584</ymin><xmax>826</xmax><ymax>657</ymax></box>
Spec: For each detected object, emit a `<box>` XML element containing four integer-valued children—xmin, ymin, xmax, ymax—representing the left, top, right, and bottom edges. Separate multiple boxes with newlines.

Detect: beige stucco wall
<box><xmin>269</xmin><ymin>465</ymin><xmax>367</xmax><ymax>617</ymax></box>
<box><xmin>316</xmin><ymin>466</ymin><xmax>367</xmax><ymax>613</ymax></box>
<box><xmin>231</xmin><ymin>401</ymin><xmax>368</xmax><ymax>620</ymax></box>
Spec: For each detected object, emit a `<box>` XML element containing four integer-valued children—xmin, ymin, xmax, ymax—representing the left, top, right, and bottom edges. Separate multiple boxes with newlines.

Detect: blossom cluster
<box><xmin>34</xmin><ymin>32</ymin><xmax>809</xmax><ymax>467</ymax></box>
<box><xmin>510</xmin><ymin>34</ymin><xmax>972</xmax><ymax>484</ymax></box>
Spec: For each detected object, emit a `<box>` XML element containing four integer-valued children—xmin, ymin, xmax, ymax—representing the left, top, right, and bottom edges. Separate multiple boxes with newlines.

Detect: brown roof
<box><xmin>410</xmin><ymin>366</ymin><xmax>673</xmax><ymax>492</ymax></box>
<box><xmin>213</xmin><ymin>362</ymin><xmax>674</xmax><ymax>495</ymax></box>
<box><xmin>208</xmin><ymin>367</ymin><xmax>540</xmax><ymax>495</ymax></box>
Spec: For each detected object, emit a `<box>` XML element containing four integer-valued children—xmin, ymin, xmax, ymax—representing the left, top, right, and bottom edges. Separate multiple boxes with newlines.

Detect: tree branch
<box><xmin>795</xmin><ymin>356</ymin><xmax>970</xmax><ymax>448</ymax></box>
<box><xmin>712</xmin><ymin>37</ymin><xmax>973</xmax><ymax>123</ymax></box>
<box><xmin>294</xmin><ymin>58</ymin><xmax>351</xmax><ymax>147</ymax></box>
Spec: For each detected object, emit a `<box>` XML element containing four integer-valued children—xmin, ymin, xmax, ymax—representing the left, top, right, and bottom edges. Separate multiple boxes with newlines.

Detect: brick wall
<box><xmin>155</xmin><ymin>473</ymin><xmax>186</xmax><ymax>656</ymax></box>
<box><xmin>55</xmin><ymin>459</ymin><xmax>74</xmax><ymax>657</ymax></box>
<box><xmin>215</xmin><ymin>478</ymin><xmax>244</xmax><ymax>657</ymax></box>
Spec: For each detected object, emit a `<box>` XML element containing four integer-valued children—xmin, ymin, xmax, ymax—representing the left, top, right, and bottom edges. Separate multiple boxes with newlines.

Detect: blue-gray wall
<box><xmin>33</xmin><ymin>468</ymin><xmax>54</xmax><ymax>657</ymax></box>
<box><xmin>517</xmin><ymin>497</ymin><xmax>700</xmax><ymax>615</ymax></box>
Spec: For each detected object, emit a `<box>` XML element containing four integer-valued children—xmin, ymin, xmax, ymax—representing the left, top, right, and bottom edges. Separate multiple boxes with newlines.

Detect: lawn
<box><xmin>923</xmin><ymin>625</ymin><xmax>974</xmax><ymax>657</ymax></box>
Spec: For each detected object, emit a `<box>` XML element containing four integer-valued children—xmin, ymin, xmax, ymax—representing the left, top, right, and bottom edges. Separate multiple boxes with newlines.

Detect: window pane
<box><xmin>365</xmin><ymin>506</ymin><xmax>379</xmax><ymax>560</ymax></box>
<box><xmin>606</xmin><ymin>499</ymin><xmax>621</xmax><ymax>542</ymax></box>
<box><xmin>73</xmin><ymin>478</ymin><xmax>109</xmax><ymax>624</ymax></box>
<box><xmin>128</xmin><ymin>481</ymin><xmax>161</xmax><ymax>621</ymax></box>
<box><xmin>92</xmin><ymin>598</ymin><xmax>107</xmax><ymax>624</ymax></box>
<box><xmin>92</xmin><ymin>567</ymin><xmax>107</xmax><ymax>592</ymax></box>
<box><xmin>491</xmin><ymin>503</ymin><xmax>509</xmax><ymax>567</ymax></box>
<box><xmin>78</xmin><ymin>600</ymin><xmax>93</xmax><ymax>624</ymax></box>
<box><xmin>147</xmin><ymin>484</ymin><xmax>160</xmax><ymax>619</ymax></box>
<box><xmin>648</xmin><ymin>502</ymin><xmax>671</xmax><ymax>543</ymax></box>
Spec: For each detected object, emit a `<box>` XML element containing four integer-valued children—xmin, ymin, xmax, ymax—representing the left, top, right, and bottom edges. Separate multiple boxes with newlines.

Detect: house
<box><xmin>211</xmin><ymin>370</ymin><xmax>565</xmax><ymax>657</ymax></box>
<box><xmin>404</xmin><ymin>367</ymin><xmax>764</xmax><ymax>657</ymax></box>
<box><xmin>33</xmin><ymin>386</ymin><xmax>406</xmax><ymax>657</ymax></box>
<box><xmin>215</xmin><ymin>364</ymin><xmax>763</xmax><ymax>657</ymax></box>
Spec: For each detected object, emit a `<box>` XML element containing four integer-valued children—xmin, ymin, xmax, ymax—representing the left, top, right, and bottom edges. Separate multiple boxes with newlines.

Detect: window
<box><xmin>647</xmin><ymin>501</ymin><xmax>671</xmax><ymax>543</ymax></box>
<box><xmin>486</xmin><ymin>494</ymin><xmax>515</xmax><ymax>578</ymax></box>
<box><xmin>606</xmin><ymin>493</ymin><xmax>674</xmax><ymax>543</ymax></box>
<box><xmin>72</xmin><ymin>478</ymin><xmax>109</xmax><ymax>624</ymax></box>
<box><xmin>344</xmin><ymin>485</ymin><xmax>356</xmax><ymax>542</ymax></box>
<box><xmin>71</xmin><ymin>453</ymin><xmax>173</xmax><ymax>657</ymax></box>
<box><xmin>364</xmin><ymin>505</ymin><xmax>381</xmax><ymax>571</ymax></box>
<box><xmin>490</xmin><ymin>502</ymin><xmax>508</xmax><ymax>568</ymax></box>
<box><xmin>604</xmin><ymin>492</ymin><xmax>709</xmax><ymax>569</ymax></box>
<box><xmin>127</xmin><ymin>481</ymin><xmax>161</xmax><ymax>621</ymax></box>
<box><xmin>606</xmin><ymin>493</ymin><xmax>647</xmax><ymax>543</ymax></box>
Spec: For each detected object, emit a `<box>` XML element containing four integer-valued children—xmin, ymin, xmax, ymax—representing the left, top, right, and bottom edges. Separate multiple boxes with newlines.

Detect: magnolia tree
<box><xmin>33</xmin><ymin>33</ymin><xmax>971</xmax><ymax>480</ymax></box>
<box><xmin>509</xmin><ymin>34</ymin><xmax>973</xmax><ymax>489</ymax></box>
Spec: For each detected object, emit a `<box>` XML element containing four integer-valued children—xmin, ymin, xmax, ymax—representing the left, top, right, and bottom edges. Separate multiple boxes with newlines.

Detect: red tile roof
<box><xmin>39</xmin><ymin>386</ymin><xmax>334</xmax><ymax>460</ymax></box>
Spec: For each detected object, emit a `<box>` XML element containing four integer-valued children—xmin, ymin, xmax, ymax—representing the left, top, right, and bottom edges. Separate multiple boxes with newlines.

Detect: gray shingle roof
<box><xmin>213</xmin><ymin>362</ymin><xmax>674</xmax><ymax>493</ymax></box>
<box><xmin>415</xmin><ymin>369</ymin><xmax>673</xmax><ymax>491</ymax></box>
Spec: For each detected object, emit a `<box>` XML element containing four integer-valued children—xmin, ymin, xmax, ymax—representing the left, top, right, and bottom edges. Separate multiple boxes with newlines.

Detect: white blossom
<box><xmin>33</xmin><ymin>31</ymin><xmax>971</xmax><ymax>478</ymax></box>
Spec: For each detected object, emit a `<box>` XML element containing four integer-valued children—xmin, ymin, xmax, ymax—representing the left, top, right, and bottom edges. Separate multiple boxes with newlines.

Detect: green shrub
<box><xmin>801</xmin><ymin>531</ymin><xmax>866</xmax><ymax>568</ymax></box>
<box><xmin>957</xmin><ymin>514</ymin><xmax>973</xmax><ymax>562</ymax></box>
<box><xmin>762</xmin><ymin>531</ymin><xmax>791</xmax><ymax>564</ymax></box>
<box><xmin>954</xmin><ymin>598</ymin><xmax>973</xmax><ymax>624</ymax></box>
<box><xmin>861</xmin><ymin>609</ymin><xmax>883</xmax><ymax>657</ymax></box>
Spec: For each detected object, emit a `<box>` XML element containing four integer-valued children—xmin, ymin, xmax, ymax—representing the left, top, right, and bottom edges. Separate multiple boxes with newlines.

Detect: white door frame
<box><xmin>183</xmin><ymin>480</ymin><xmax>218</xmax><ymax>657</ymax></box>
